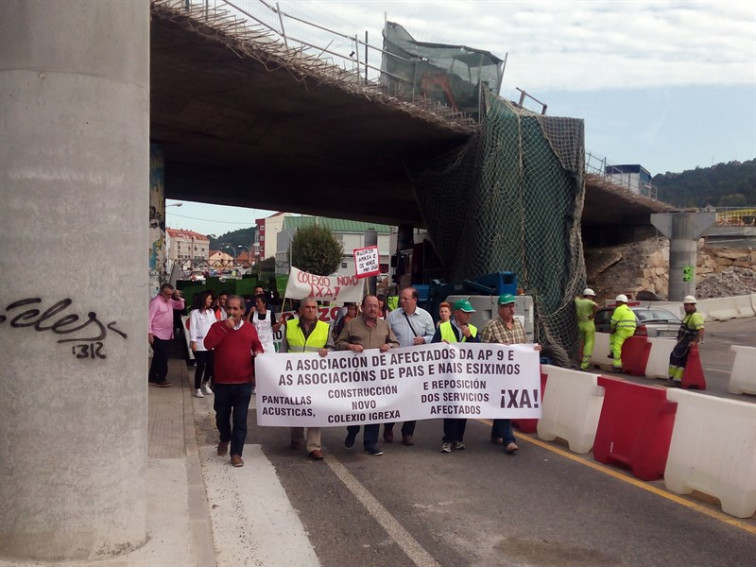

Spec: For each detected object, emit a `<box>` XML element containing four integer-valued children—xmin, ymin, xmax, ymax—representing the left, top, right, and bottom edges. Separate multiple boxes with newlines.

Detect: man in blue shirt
<box><xmin>385</xmin><ymin>287</ymin><xmax>436</xmax><ymax>445</ymax></box>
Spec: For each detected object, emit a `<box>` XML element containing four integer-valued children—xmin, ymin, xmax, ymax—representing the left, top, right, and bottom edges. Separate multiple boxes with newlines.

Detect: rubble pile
<box><xmin>585</xmin><ymin>239</ymin><xmax>755</xmax><ymax>301</ymax></box>
<box><xmin>696</xmin><ymin>266</ymin><xmax>756</xmax><ymax>299</ymax></box>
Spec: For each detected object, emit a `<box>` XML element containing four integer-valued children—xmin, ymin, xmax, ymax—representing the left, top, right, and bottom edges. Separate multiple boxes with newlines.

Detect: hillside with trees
<box><xmin>653</xmin><ymin>159</ymin><xmax>755</xmax><ymax>208</ymax></box>
<box><xmin>208</xmin><ymin>226</ymin><xmax>256</xmax><ymax>252</ymax></box>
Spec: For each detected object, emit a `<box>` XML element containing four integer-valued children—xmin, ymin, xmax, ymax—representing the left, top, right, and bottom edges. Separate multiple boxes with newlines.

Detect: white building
<box><xmin>270</xmin><ymin>215</ymin><xmax>392</xmax><ymax>275</ymax></box>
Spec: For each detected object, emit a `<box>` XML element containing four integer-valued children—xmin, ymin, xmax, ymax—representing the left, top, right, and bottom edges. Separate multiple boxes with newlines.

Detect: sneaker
<box><xmin>230</xmin><ymin>454</ymin><xmax>244</xmax><ymax>467</ymax></box>
<box><xmin>217</xmin><ymin>441</ymin><xmax>229</xmax><ymax>457</ymax></box>
<box><xmin>505</xmin><ymin>442</ymin><xmax>519</xmax><ymax>454</ymax></box>
<box><xmin>202</xmin><ymin>382</ymin><xmax>213</xmax><ymax>395</ymax></box>
<box><xmin>194</xmin><ymin>388</ymin><xmax>204</xmax><ymax>398</ymax></box>
<box><xmin>491</xmin><ymin>437</ymin><xmax>504</xmax><ymax>445</ymax></box>
<box><xmin>364</xmin><ymin>446</ymin><xmax>384</xmax><ymax>456</ymax></box>
<box><xmin>344</xmin><ymin>430</ymin><xmax>357</xmax><ymax>449</ymax></box>
<box><xmin>440</xmin><ymin>442</ymin><xmax>452</xmax><ymax>453</ymax></box>
<box><xmin>453</xmin><ymin>441</ymin><xmax>465</xmax><ymax>450</ymax></box>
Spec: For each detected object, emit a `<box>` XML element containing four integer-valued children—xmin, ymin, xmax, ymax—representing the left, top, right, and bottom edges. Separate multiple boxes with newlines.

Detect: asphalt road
<box><xmin>607</xmin><ymin>317</ymin><xmax>756</xmax><ymax>401</ymax></box>
<box><xmin>197</xmin><ymin>319</ymin><xmax>756</xmax><ymax>567</ymax></box>
<box><xmin>246</xmin><ymin>415</ymin><xmax>755</xmax><ymax>567</ymax></box>
<box><xmin>204</xmin><ymin>317</ymin><xmax>756</xmax><ymax>567</ymax></box>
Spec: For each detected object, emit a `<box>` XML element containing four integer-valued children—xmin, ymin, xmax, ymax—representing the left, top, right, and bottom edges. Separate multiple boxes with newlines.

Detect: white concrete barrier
<box><xmin>734</xmin><ymin>294</ymin><xmax>756</xmax><ymax>318</ymax></box>
<box><xmin>590</xmin><ymin>332</ymin><xmax>612</xmax><ymax>370</ymax></box>
<box><xmin>645</xmin><ymin>337</ymin><xmax>675</xmax><ymax>379</ymax></box>
<box><xmin>537</xmin><ymin>367</ymin><xmax>605</xmax><ymax>454</ymax></box>
<box><xmin>728</xmin><ymin>345</ymin><xmax>756</xmax><ymax>395</ymax></box>
<box><xmin>664</xmin><ymin>389</ymin><xmax>756</xmax><ymax>518</ymax></box>
<box><xmin>703</xmin><ymin>297</ymin><xmax>738</xmax><ymax>321</ymax></box>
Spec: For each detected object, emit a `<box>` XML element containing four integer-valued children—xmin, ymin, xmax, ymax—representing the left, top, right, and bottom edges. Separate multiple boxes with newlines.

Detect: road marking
<box><xmin>325</xmin><ymin>457</ymin><xmax>441</xmax><ymax>567</ymax></box>
<box><xmin>478</xmin><ymin>420</ymin><xmax>756</xmax><ymax>535</ymax></box>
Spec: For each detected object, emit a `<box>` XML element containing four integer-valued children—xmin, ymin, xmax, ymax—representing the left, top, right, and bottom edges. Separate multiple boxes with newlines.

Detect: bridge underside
<box><xmin>150</xmin><ymin>3</ymin><xmax>672</xmax><ymax>234</ymax></box>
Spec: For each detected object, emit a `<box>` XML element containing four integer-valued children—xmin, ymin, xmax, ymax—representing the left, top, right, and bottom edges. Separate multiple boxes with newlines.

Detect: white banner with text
<box><xmin>283</xmin><ymin>267</ymin><xmax>365</xmax><ymax>303</ymax></box>
<box><xmin>255</xmin><ymin>342</ymin><xmax>542</xmax><ymax>427</ymax></box>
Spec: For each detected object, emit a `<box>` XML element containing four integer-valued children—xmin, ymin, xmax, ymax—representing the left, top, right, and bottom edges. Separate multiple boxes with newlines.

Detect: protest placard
<box><xmin>353</xmin><ymin>245</ymin><xmax>380</xmax><ymax>278</ymax></box>
<box><xmin>255</xmin><ymin>342</ymin><xmax>541</xmax><ymax>426</ymax></box>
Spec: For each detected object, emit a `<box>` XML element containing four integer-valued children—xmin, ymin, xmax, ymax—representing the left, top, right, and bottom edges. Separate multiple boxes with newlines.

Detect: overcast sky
<box><xmin>167</xmin><ymin>0</ymin><xmax>755</xmax><ymax>236</ymax></box>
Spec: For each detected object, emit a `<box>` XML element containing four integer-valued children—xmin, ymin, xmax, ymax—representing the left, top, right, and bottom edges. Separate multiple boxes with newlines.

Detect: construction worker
<box><xmin>609</xmin><ymin>294</ymin><xmax>636</xmax><ymax>372</ymax></box>
<box><xmin>668</xmin><ymin>295</ymin><xmax>705</xmax><ymax>387</ymax></box>
<box><xmin>575</xmin><ymin>288</ymin><xmax>598</xmax><ymax>369</ymax></box>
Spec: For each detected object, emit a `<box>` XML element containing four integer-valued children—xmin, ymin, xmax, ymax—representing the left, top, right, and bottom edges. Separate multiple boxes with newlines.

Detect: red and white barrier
<box><xmin>644</xmin><ymin>337</ymin><xmax>675</xmax><ymax>379</ymax></box>
<box><xmin>728</xmin><ymin>345</ymin><xmax>756</xmax><ymax>395</ymax></box>
<box><xmin>664</xmin><ymin>389</ymin><xmax>756</xmax><ymax>518</ymax></box>
<box><xmin>589</xmin><ymin>332</ymin><xmax>611</xmax><ymax>370</ymax></box>
<box><xmin>537</xmin><ymin>367</ymin><xmax>604</xmax><ymax>454</ymax></box>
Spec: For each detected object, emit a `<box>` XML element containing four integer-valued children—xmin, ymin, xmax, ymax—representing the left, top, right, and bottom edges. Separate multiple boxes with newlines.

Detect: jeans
<box><xmin>384</xmin><ymin>421</ymin><xmax>416</xmax><ymax>436</ymax></box>
<box><xmin>213</xmin><ymin>382</ymin><xmax>253</xmax><ymax>457</ymax></box>
<box><xmin>347</xmin><ymin>424</ymin><xmax>380</xmax><ymax>450</ymax></box>
<box><xmin>491</xmin><ymin>419</ymin><xmax>515</xmax><ymax>445</ymax></box>
<box><xmin>148</xmin><ymin>337</ymin><xmax>169</xmax><ymax>383</ymax></box>
<box><xmin>193</xmin><ymin>350</ymin><xmax>214</xmax><ymax>389</ymax></box>
<box><xmin>442</xmin><ymin>418</ymin><xmax>467</xmax><ymax>443</ymax></box>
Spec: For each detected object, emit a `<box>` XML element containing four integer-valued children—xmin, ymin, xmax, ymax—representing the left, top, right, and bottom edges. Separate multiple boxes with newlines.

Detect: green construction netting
<box><xmin>409</xmin><ymin>90</ymin><xmax>587</xmax><ymax>366</ymax></box>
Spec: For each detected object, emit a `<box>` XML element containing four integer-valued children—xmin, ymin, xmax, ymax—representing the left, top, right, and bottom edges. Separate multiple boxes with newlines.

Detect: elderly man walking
<box><xmin>282</xmin><ymin>297</ymin><xmax>333</xmax><ymax>460</ymax></box>
<box><xmin>432</xmin><ymin>299</ymin><xmax>480</xmax><ymax>454</ymax></box>
<box><xmin>384</xmin><ymin>286</ymin><xmax>435</xmax><ymax>446</ymax></box>
<box><xmin>148</xmin><ymin>283</ymin><xmax>185</xmax><ymax>387</ymax></box>
<box><xmin>481</xmin><ymin>293</ymin><xmax>541</xmax><ymax>455</ymax></box>
<box><xmin>335</xmin><ymin>295</ymin><xmax>399</xmax><ymax>456</ymax></box>
<box><xmin>204</xmin><ymin>295</ymin><xmax>264</xmax><ymax>467</ymax></box>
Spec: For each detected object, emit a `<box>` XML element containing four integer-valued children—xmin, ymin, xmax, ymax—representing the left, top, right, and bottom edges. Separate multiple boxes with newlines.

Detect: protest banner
<box><xmin>283</xmin><ymin>267</ymin><xmax>364</xmax><ymax>303</ymax></box>
<box><xmin>255</xmin><ymin>342</ymin><xmax>541</xmax><ymax>427</ymax></box>
<box><xmin>353</xmin><ymin>245</ymin><xmax>380</xmax><ymax>278</ymax></box>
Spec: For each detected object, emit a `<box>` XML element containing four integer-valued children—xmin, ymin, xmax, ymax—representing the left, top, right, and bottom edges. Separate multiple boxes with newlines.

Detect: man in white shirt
<box><xmin>384</xmin><ymin>287</ymin><xmax>435</xmax><ymax>445</ymax></box>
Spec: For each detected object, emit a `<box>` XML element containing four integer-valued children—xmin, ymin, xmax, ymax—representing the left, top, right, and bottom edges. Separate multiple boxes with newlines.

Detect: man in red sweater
<box><xmin>204</xmin><ymin>295</ymin><xmax>263</xmax><ymax>467</ymax></box>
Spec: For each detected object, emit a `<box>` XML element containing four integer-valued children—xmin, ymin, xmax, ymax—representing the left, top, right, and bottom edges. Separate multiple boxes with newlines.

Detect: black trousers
<box><xmin>194</xmin><ymin>350</ymin><xmax>214</xmax><ymax>389</ymax></box>
<box><xmin>148</xmin><ymin>337</ymin><xmax>169</xmax><ymax>383</ymax></box>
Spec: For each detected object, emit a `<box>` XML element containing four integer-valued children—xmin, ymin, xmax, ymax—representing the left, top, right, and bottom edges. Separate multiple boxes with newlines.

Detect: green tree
<box><xmin>291</xmin><ymin>225</ymin><xmax>343</xmax><ymax>276</ymax></box>
<box><xmin>718</xmin><ymin>193</ymin><xmax>747</xmax><ymax>207</ymax></box>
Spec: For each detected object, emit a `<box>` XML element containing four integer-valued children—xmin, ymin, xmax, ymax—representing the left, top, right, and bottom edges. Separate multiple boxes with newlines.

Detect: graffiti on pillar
<box><xmin>149</xmin><ymin>144</ymin><xmax>166</xmax><ymax>298</ymax></box>
<box><xmin>0</xmin><ymin>297</ymin><xmax>128</xmax><ymax>359</ymax></box>
<box><xmin>682</xmin><ymin>265</ymin><xmax>694</xmax><ymax>282</ymax></box>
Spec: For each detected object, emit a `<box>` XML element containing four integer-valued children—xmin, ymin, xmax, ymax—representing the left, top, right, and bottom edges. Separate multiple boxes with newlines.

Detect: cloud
<box><xmin>310</xmin><ymin>0</ymin><xmax>755</xmax><ymax>91</ymax></box>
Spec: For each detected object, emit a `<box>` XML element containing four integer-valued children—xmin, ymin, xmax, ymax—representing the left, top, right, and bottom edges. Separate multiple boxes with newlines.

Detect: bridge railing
<box><xmin>713</xmin><ymin>207</ymin><xmax>756</xmax><ymax>226</ymax></box>
<box><xmin>178</xmin><ymin>0</ymin><xmax>480</xmax><ymax>121</ymax></box>
<box><xmin>585</xmin><ymin>151</ymin><xmax>658</xmax><ymax>199</ymax></box>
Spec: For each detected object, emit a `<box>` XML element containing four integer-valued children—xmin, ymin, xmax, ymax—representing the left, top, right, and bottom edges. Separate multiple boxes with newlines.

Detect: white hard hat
<box><xmin>615</xmin><ymin>294</ymin><xmax>628</xmax><ymax>303</ymax></box>
<box><xmin>583</xmin><ymin>288</ymin><xmax>596</xmax><ymax>296</ymax></box>
<box><xmin>683</xmin><ymin>295</ymin><xmax>697</xmax><ymax>304</ymax></box>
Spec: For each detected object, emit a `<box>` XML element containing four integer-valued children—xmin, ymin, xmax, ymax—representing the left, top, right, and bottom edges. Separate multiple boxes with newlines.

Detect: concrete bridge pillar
<box><xmin>651</xmin><ymin>212</ymin><xmax>716</xmax><ymax>301</ymax></box>
<box><xmin>0</xmin><ymin>0</ymin><xmax>149</xmax><ymax>561</ymax></box>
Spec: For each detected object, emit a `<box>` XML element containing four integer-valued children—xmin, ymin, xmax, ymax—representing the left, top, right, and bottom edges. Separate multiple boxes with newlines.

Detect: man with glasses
<box><xmin>384</xmin><ymin>286</ymin><xmax>435</xmax><ymax>446</ymax></box>
<box><xmin>481</xmin><ymin>293</ymin><xmax>540</xmax><ymax>455</ymax></box>
<box><xmin>148</xmin><ymin>283</ymin><xmax>184</xmax><ymax>387</ymax></box>
<box><xmin>335</xmin><ymin>295</ymin><xmax>399</xmax><ymax>456</ymax></box>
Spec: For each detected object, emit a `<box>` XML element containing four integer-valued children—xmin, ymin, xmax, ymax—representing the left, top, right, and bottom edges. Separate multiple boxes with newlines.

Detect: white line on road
<box><xmin>200</xmin><ymin>445</ymin><xmax>320</xmax><ymax>567</ymax></box>
<box><xmin>326</xmin><ymin>457</ymin><xmax>442</xmax><ymax>567</ymax></box>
